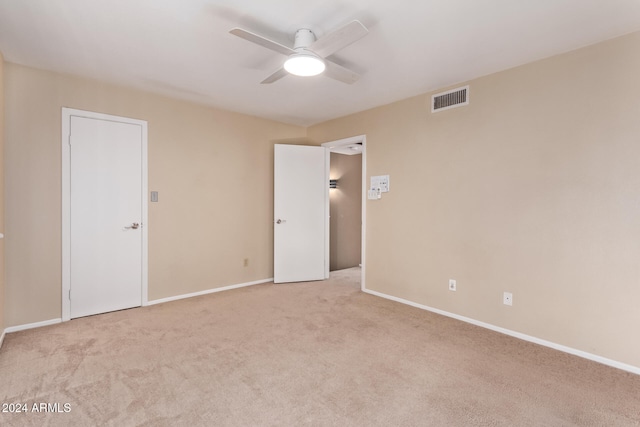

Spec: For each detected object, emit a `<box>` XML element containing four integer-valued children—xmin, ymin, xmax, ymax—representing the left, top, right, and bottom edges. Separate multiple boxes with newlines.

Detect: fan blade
<box><xmin>229</xmin><ymin>28</ymin><xmax>295</xmax><ymax>56</ymax></box>
<box><xmin>310</xmin><ymin>20</ymin><xmax>369</xmax><ymax>58</ymax></box>
<box><xmin>324</xmin><ymin>60</ymin><xmax>361</xmax><ymax>85</ymax></box>
<box><xmin>261</xmin><ymin>67</ymin><xmax>288</xmax><ymax>84</ymax></box>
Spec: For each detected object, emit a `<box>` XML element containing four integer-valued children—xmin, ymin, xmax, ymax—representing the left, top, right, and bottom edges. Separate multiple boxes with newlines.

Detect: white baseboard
<box><xmin>147</xmin><ymin>278</ymin><xmax>273</xmax><ymax>306</ymax></box>
<box><xmin>2</xmin><ymin>280</ymin><xmax>272</xmax><ymax>335</ymax></box>
<box><xmin>4</xmin><ymin>318</ymin><xmax>63</xmax><ymax>334</ymax></box>
<box><xmin>363</xmin><ymin>288</ymin><xmax>640</xmax><ymax>376</ymax></box>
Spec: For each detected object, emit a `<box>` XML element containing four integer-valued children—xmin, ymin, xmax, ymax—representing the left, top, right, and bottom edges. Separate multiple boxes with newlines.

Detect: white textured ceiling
<box><xmin>1</xmin><ymin>0</ymin><xmax>640</xmax><ymax>126</ymax></box>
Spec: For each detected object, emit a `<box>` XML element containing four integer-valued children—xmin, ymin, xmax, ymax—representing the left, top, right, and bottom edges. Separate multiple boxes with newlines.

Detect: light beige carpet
<box><xmin>1</xmin><ymin>267</ymin><xmax>639</xmax><ymax>426</ymax></box>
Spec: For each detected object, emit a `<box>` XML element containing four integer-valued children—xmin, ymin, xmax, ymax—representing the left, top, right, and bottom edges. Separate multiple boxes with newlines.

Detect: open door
<box><xmin>274</xmin><ymin>144</ymin><xmax>329</xmax><ymax>283</ymax></box>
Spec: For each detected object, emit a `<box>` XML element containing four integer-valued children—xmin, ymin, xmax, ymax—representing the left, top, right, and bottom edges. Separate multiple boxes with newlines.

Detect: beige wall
<box><xmin>4</xmin><ymin>63</ymin><xmax>306</xmax><ymax>327</ymax></box>
<box><xmin>0</xmin><ymin>52</ymin><xmax>5</xmax><ymax>338</ymax></box>
<box><xmin>309</xmin><ymin>31</ymin><xmax>640</xmax><ymax>368</ymax></box>
<box><xmin>329</xmin><ymin>152</ymin><xmax>361</xmax><ymax>271</ymax></box>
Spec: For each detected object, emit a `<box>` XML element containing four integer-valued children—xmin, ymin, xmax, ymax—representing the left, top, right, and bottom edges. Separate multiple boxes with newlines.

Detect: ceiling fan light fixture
<box><xmin>284</xmin><ymin>52</ymin><xmax>325</xmax><ymax>77</ymax></box>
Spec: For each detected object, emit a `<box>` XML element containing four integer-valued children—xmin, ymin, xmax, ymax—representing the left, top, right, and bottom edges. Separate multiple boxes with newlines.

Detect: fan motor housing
<box><xmin>293</xmin><ymin>29</ymin><xmax>317</xmax><ymax>49</ymax></box>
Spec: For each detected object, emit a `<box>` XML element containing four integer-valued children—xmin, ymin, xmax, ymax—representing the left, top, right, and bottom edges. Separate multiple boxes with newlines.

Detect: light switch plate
<box><xmin>150</xmin><ymin>191</ymin><xmax>158</xmax><ymax>202</ymax></box>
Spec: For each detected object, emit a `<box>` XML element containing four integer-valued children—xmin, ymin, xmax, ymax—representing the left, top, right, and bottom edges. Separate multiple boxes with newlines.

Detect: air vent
<box><xmin>431</xmin><ymin>85</ymin><xmax>469</xmax><ymax>112</ymax></box>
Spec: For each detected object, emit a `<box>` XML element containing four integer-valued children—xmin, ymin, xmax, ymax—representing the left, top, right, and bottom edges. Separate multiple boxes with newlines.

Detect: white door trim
<box><xmin>325</xmin><ymin>146</ymin><xmax>330</xmax><ymax>279</ymax></box>
<box><xmin>321</xmin><ymin>135</ymin><xmax>366</xmax><ymax>290</ymax></box>
<box><xmin>61</xmin><ymin>108</ymin><xmax>149</xmax><ymax>322</ymax></box>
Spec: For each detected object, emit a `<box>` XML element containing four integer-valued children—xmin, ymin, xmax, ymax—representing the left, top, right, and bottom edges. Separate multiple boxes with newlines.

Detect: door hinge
<box><xmin>68</xmin><ymin>289</ymin><xmax>71</xmax><ymax>300</ymax></box>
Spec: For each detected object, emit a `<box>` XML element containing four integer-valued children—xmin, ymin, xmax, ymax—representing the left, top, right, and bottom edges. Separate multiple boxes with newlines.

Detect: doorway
<box><xmin>329</xmin><ymin>150</ymin><xmax>362</xmax><ymax>271</ymax></box>
<box><xmin>322</xmin><ymin>135</ymin><xmax>366</xmax><ymax>290</ymax></box>
<box><xmin>61</xmin><ymin>108</ymin><xmax>148</xmax><ymax>321</ymax></box>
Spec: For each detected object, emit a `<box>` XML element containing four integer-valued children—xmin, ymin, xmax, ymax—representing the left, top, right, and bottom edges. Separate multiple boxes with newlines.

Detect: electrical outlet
<box><xmin>448</xmin><ymin>279</ymin><xmax>456</xmax><ymax>291</ymax></box>
<box><xmin>503</xmin><ymin>292</ymin><xmax>513</xmax><ymax>306</ymax></box>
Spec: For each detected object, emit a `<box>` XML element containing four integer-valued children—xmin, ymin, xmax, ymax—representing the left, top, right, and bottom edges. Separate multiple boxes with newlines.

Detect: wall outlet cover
<box><xmin>449</xmin><ymin>279</ymin><xmax>456</xmax><ymax>291</ymax></box>
<box><xmin>503</xmin><ymin>292</ymin><xmax>513</xmax><ymax>306</ymax></box>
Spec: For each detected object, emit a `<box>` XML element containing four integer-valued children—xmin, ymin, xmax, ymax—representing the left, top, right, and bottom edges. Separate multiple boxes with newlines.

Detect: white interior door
<box><xmin>66</xmin><ymin>113</ymin><xmax>146</xmax><ymax>318</ymax></box>
<box><xmin>274</xmin><ymin>144</ymin><xmax>329</xmax><ymax>283</ymax></box>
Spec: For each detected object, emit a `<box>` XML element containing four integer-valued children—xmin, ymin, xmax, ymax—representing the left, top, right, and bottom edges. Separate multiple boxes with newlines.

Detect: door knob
<box><xmin>124</xmin><ymin>222</ymin><xmax>140</xmax><ymax>230</ymax></box>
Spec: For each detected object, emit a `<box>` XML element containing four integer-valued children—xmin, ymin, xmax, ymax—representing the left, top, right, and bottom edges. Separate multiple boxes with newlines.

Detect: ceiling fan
<box><xmin>229</xmin><ymin>20</ymin><xmax>369</xmax><ymax>84</ymax></box>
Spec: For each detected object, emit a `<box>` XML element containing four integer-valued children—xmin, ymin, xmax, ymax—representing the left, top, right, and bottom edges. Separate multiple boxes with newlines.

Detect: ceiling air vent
<box><xmin>431</xmin><ymin>85</ymin><xmax>469</xmax><ymax>113</ymax></box>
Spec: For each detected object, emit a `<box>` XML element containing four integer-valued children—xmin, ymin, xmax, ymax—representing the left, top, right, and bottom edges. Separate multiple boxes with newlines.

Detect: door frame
<box><xmin>61</xmin><ymin>108</ymin><xmax>149</xmax><ymax>322</ymax></box>
<box><xmin>321</xmin><ymin>135</ymin><xmax>366</xmax><ymax>290</ymax></box>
